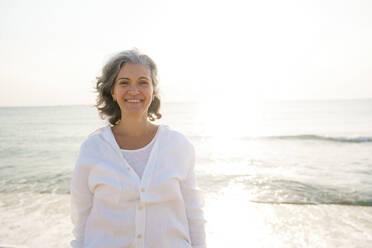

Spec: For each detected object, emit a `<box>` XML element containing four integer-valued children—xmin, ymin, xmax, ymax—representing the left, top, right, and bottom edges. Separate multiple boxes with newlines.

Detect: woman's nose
<box><xmin>128</xmin><ymin>85</ymin><xmax>139</xmax><ymax>94</ymax></box>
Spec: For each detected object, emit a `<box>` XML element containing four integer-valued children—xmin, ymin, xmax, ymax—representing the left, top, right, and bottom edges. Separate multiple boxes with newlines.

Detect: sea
<box><xmin>0</xmin><ymin>99</ymin><xmax>371</xmax><ymax>248</ymax></box>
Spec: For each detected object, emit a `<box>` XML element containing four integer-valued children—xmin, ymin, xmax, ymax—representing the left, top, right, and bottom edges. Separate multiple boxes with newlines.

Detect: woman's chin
<box><xmin>122</xmin><ymin>108</ymin><xmax>147</xmax><ymax>118</ymax></box>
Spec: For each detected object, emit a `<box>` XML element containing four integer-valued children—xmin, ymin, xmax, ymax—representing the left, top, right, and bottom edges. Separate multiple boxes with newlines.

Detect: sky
<box><xmin>0</xmin><ymin>0</ymin><xmax>371</xmax><ymax>107</ymax></box>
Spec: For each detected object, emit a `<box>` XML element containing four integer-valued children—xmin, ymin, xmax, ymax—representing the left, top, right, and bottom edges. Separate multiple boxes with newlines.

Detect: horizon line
<box><xmin>1</xmin><ymin>97</ymin><xmax>372</xmax><ymax>108</ymax></box>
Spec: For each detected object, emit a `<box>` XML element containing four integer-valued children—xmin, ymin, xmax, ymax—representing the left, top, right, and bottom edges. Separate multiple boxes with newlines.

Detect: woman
<box><xmin>70</xmin><ymin>49</ymin><xmax>207</xmax><ymax>248</ymax></box>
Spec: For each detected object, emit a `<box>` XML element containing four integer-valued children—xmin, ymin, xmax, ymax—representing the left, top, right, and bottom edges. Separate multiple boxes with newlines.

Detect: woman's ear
<box><xmin>111</xmin><ymin>89</ymin><xmax>115</xmax><ymax>101</ymax></box>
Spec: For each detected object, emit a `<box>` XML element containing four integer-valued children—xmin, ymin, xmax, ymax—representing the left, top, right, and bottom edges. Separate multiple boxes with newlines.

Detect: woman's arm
<box><xmin>180</xmin><ymin>145</ymin><xmax>207</xmax><ymax>248</ymax></box>
<box><xmin>70</xmin><ymin>143</ymin><xmax>93</xmax><ymax>248</ymax></box>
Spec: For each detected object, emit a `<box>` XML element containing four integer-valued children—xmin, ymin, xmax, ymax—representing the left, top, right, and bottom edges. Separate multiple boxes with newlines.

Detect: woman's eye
<box><xmin>140</xmin><ymin>81</ymin><xmax>149</xmax><ymax>85</ymax></box>
<box><xmin>120</xmin><ymin>81</ymin><xmax>128</xmax><ymax>85</ymax></box>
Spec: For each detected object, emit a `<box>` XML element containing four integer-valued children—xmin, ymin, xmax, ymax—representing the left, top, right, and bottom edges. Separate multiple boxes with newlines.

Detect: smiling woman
<box><xmin>70</xmin><ymin>49</ymin><xmax>207</xmax><ymax>248</ymax></box>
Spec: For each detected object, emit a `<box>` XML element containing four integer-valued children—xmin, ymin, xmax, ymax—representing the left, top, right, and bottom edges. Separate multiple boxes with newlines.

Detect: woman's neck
<box><xmin>114</xmin><ymin>117</ymin><xmax>153</xmax><ymax>138</ymax></box>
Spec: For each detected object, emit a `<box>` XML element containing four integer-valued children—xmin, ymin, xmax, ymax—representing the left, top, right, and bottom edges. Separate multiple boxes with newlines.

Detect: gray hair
<box><xmin>95</xmin><ymin>49</ymin><xmax>161</xmax><ymax>125</ymax></box>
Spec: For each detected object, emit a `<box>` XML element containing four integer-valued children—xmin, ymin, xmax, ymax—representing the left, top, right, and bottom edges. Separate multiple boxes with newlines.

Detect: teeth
<box><xmin>126</xmin><ymin>99</ymin><xmax>141</xmax><ymax>103</ymax></box>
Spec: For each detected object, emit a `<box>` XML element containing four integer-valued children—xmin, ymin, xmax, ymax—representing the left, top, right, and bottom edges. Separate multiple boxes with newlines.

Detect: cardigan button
<box><xmin>141</xmin><ymin>188</ymin><xmax>145</xmax><ymax>192</ymax></box>
<box><xmin>137</xmin><ymin>234</ymin><xmax>142</xmax><ymax>239</ymax></box>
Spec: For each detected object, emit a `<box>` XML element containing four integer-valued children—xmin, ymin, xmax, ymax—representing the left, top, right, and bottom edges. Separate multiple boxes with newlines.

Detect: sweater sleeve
<box><xmin>180</xmin><ymin>145</ymin><xmax>207</xmax><ymax>248</ymax></box>
<box><xmin>70</xmin><ymin>142</ymin><xmax>93</xmax><ymax>248</ymax></box>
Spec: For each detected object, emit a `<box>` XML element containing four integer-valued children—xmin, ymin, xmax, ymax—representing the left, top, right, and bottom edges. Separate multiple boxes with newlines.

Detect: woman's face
<box><xmin>111</xmin><ymin>63</ymin><xmax>154</xmax><ymax>120</ymax></box>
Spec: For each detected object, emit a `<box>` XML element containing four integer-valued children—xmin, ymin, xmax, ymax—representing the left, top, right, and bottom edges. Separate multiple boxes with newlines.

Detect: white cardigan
<box><xmin>70</xmin><ymin>124</ymin><xmax>207</xmax><ymax>248</ymax></box>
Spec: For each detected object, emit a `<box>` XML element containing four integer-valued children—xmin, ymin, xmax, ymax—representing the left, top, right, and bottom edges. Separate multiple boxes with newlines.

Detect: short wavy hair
<box><xmin>95</xmin><ymin>49</ymin><xmax>162</xmax><ymax>125</ymax></box>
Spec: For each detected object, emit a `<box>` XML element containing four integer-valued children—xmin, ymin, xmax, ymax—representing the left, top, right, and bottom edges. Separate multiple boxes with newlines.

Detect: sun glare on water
<box><xmin>195</xmin><ymin>97</ymin><xmax>268</xmax><ymax>139</ymax></box>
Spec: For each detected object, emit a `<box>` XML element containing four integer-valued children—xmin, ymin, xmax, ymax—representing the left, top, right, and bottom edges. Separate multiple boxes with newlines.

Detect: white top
<box><xmin>119</xmin><ymin>127</ymin><xmax>159</xmax><ymax>179</ymax></box>
<box><xmin>70</xmin><ymin>124</ymin><xmax>207</xmax><ymax>248</ymax></box>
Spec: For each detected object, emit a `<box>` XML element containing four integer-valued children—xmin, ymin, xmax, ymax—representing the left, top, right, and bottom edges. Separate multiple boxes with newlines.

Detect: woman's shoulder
<box><xmin>79</xmin><ymin>125</ymin><xmax>110</xmax><ymax>151</ymax></box>
<box><xmin>160</xmin><ymin>125</ymin><xmax>194</xmax><ymax>151</ymax></box>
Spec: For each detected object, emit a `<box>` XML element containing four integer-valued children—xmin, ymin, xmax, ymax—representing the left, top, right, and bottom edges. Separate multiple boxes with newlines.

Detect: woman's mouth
<box><xmin>125</xmin><ymin>99</ymin><xmax>142</xmax><ymax>103</ymax></box>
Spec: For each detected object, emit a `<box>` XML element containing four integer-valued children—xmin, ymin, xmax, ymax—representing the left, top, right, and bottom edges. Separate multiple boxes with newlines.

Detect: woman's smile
<box><xmin>125</xmin><ymin>99</ymin><xmax>143</xmax><ymax>103</ymax></box>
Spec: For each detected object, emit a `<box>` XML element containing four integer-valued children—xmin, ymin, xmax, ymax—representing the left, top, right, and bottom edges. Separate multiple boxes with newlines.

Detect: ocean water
<box><xmin>0</xmin><ymin>99</ymin><xmax>372</xmax><ymax>247</ymax></box>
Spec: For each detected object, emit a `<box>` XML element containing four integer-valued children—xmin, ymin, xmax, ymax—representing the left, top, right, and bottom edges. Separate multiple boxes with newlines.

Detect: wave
<box><xmin>249</xmin><ymin>200</ymin><xmax>372</xmax><ymax>206</ymax></box>
<box><xmin>247</xmin><ymin>178</ymin><xmax>372</xmax><ymax>206</ymax></box>
<box><xmin>2</xmin><ymin>173</ymin><xmax>371</xmax><ymax>207</ymax></box>
<box><xmin>201</xmin><ymin>175</ymin><xmax>372</xmax><ymax>207</ymax></box>
<box><xmin>189</xmin><ymin>134</ymin><xmax>372</xmax><ymax>143</ymax></box>
<box><xmin>264</xmin><ymin>135</ymin><xmax>372</xmax><ymax>143</ymax></box>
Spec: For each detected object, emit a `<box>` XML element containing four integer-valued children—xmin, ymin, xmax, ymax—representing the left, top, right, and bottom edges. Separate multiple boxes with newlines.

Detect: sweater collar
<box><xmin>100</xmin><ymin>124</ymin><xmax>167</xmax><ymax>150</ymax></box>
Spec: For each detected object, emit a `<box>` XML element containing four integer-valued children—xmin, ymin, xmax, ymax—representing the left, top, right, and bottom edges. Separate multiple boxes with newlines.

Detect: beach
<box><xmin>1</xmin><ymin>100</ymin><xmax>372</xmax><ymax>247</ymax></box>
<box><xmin>1</xmin><ymin>192</ymin><xmax>372</xmax><ymax>247</ymax></box>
